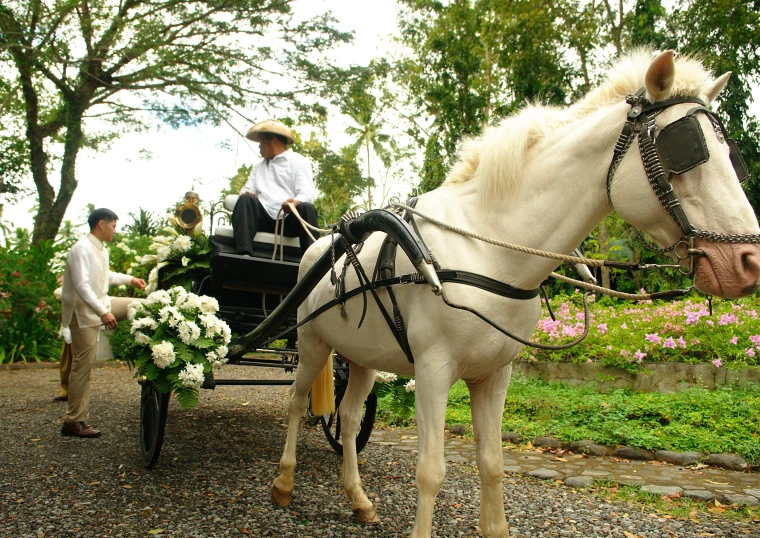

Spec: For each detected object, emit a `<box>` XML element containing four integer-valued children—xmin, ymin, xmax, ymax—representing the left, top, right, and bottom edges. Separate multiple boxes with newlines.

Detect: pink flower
<box><xmin>746</xmin><ymin>348</ymin><xmax>756</xmax><ymax>358</ymax></box>
<box><xmin>576</xmin><ymin>312</ymin><xmax>585</xmax><ymax>321</ymax></box>
<box><xmin>677</xmin><ymin>336</ymin><xmax>687</xmax><ymax>349</ymax></box>
<box><xmin>645</xmin><ymin>333</ymin><xmax>661</xmax><ymax>344</ymax></box>
<box><xmin>712</xmin><ymin>358</ymin><xmax>723</xmax><ymax>368</ymax></box>
<box><xmin>662</xmin><ymin>337</ymin><xmax>676</xmax><ymax>349</ymax></box>
<box><xmin>597</xmin><ymin>323</ymin><xmax>608</xmax><ymax>335</ymax></box>
<box><xmin>719</xmin><ymin>314</ymin><xmax>738</xmax><ymax>326</ymax></box>
<box><xmin>587</xmin><ymin>358</ymin><xmax>593</xmax><ymax>363</ymax></box>
<box><xmin>606</xmin><ymin>345</ymin><xmax>613</xmax><ymax>350</ymax></box>
<box><xmin>621</xmin><ymin>323</ymin><xmax>627</xmax><ymax>330</ymax></box>
<box><xmin>619</xmin><ymin>350</ymin><xmax>631</xmax><ymax>357</ymax></box>
<box><xmin>730</xmin><ymin>336</ymin><xmax>739</xmax><ymax>345</ymax></box>
<box><xmin>634</xmin><ymin>349</ymin><xmax>646</xmax><ymax>362</ymax></box>
<box><xmin>706</xmin><ymin>320</ymin><xmax>714</xmax><ymax>326</ymax></box>
<box><xmin>750</xmin><ymin>335</ymin><xmax>760</xmax><ymax>347</ymax></box>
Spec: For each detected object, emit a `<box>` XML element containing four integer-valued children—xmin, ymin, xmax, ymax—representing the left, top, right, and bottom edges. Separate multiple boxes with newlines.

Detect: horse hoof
<box><xmin>271</xmin><ymin>484</ymin><xmax>292</xmax><ymax>507</ymax></box>
<box><xmin>353</xmin><ymin>506</ymin><xmax>380</xmax><ymax>524</ymax></box>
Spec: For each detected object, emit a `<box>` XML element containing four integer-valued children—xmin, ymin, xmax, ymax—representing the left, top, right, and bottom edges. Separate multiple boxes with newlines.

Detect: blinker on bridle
<box><xmin>605</xmin><ymin>87</ymin><xmax>758</xmax><ymax>274</ymax></box>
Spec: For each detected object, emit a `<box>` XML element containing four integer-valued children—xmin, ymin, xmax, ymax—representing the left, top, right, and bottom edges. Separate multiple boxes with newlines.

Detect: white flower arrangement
<box><xmin>123</xmin><ymin>286</ymin><xmax>231</xmax><ymax>409</ymax></box>
<box><xmin>140</xmin><ymin>226</ymin><xmax>211</xmax><ymax>294</ymax></box>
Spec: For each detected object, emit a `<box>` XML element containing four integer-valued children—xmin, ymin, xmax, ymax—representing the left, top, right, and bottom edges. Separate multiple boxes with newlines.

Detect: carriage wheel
<box><xmin>320</xmin><ymin>369</ymin><xmax>377</xmax><ymax>456</ymax></box>
<box><xmin>139</xmin><ymin>380</ymin><xmax>170</xmax><ymax>469</ymax></box>
<box><xmin>305</xmin><ymin>392</ymin><xmax>321</xmax><ymax>426</ymax></box>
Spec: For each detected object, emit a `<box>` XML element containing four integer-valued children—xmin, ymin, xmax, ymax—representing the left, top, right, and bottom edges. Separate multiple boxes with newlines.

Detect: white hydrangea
<box><xmin>219</xmin><ymin>322</ymin><xmax>231</xmax><ymax>344</ymax></box>
<box><xmin>146</xmin><ymin>289</ymin><xmax>172</xmax><ymax>306</ymax></box>
<box><xmin>177</xmin><ymin>321</ymin><xmax>201</xmax><ymax>345</ymax></box>
<box><xmin>375</xmin><ymin>371</ymin><xmax>398</xmax><ymax>384</ymax></box>
<box><xmin>216</xmin><ymin>345</ymin><xmax>228</xmax><ymax>359</ymax></box>
<box><xmin>198</xmin><ymin>314</ymin><xmax>221</xmax><ymax>338</ymax></box>
<box><xmin>131</xmin><ymin>316</ymin><xmax>158</xmax><ymax>332</ymax></box>
<box><xmin>173</xmin><ymin>235</ymin><xmax>192</xmax><ymax>252</ymax></box>
<box><xmin>151</xmin><ymin>341</ymin><xmax>175</xmax><ymax>369</ymax></box>
<box><xmin>127</xmin><ymin>302</ymin><xmax>141</xmax><ymax>321</ymax></box>
<box><xmin>178</xmin><ymin>292</ymin><xmax>202</xmax><ymax>311</ymax></box>
<box><xmin>178</xmin><ymin>363</ymin><xmax>205</xmax><ymax>389</ymax></box>
<box><xmin>134</xmin><ymin>331</ymin><xmax>151</xmax><ymax>345</ymax></box>
<box><xmin>158</xmin><ymin>305</ymin><xmax>184</xmax><ymax>328</ymax></box>
<box><xmin>199</xmin><ymin>296</ymin><xmax>219</xmax><ymax>314</ymax></box>
<box><xmin>404</xmin><ymin>379</ymin><xmax>416</xmax><ymax>392</ymax></box>
<box><xmin>156</xmin><ymin>245</ymin><xmax>172</xmax><ymax>261</ymax></box>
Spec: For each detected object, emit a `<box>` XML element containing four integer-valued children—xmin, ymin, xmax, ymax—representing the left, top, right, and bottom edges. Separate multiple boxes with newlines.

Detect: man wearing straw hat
<box><xmin>232</xmin><ymin>119</ymin><xmax>319</xmax><ymax>256</ymax></box>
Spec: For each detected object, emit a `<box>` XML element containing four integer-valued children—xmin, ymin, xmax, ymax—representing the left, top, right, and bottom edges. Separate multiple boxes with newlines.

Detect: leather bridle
<box><xmin>605</xmin><ymin>88</ymin><xmax>758</xmax><ymax>273</ymax></box>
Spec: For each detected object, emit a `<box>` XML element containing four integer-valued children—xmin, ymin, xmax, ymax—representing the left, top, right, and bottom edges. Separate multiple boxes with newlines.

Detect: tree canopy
<box><xmin>0</xmin><ymin>0</ymin><xmax>351</xmax><ymax>243</ymax></box>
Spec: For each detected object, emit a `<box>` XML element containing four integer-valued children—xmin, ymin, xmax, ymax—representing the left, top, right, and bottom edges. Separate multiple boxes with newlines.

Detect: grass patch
<box><xmin>376</xmin><ymin>377</ymin><xmax>760</xmax><ymax>463</ymax></box>
<box><xmin>589</xmin><ymin>480</ymin><xmax>760</xmax><ymax>524</ymax></box>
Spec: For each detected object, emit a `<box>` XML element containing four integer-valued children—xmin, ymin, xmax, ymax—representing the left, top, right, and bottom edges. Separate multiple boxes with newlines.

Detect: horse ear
<box><xmin>704</xmin><ymin>72</ymin><xmax>731</xmax><ymax>103</ymax></box>
<box><xmin>644</xmin><ymin>50</ymin><xmax>675</xmax><ymax>102</ymax></box>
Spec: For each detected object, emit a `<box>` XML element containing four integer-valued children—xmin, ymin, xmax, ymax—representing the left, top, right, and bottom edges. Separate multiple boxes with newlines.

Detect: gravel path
<box><xmin>1</xmin><ymin>363</ymin><xmax>757</xmax><ymax>538</ymax></box>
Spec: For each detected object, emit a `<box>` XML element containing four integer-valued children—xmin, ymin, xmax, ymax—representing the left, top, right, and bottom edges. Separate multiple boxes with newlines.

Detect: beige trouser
<box><xmin>58</xmin><ymin>342</ymin><xmax>73</xmax><ymax>398</ymax></box>
<box><xmin>65</xmin><ymin>297</ymin><xmax>145</xmax><ymax>424</ymax></box>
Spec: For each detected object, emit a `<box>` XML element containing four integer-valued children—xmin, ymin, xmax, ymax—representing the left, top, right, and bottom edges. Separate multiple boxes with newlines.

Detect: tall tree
<box><xmin>0</xmin><ymin>0</ymin><xmax>351</xmax><ymax>244</ymax></box>
<box><xmin>396</xmin><ymin>0</ymin><xmax>581</xmax><ymax>192</ymax></box>
<box><xmin>339</xmin><ymin>65</ymin><xmax>392</xmax><ymax>210</ymax></box>
<box><xmin>667</xmin><ymin>0</ymin><xmax>760</xmax><ymax>214</ymax></box>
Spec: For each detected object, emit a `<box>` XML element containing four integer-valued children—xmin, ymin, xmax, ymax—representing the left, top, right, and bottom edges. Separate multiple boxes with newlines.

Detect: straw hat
<box><xmin>245</xmin><ymin>119</ymin><xmax>295</xmax><ymax>145</ymax></box>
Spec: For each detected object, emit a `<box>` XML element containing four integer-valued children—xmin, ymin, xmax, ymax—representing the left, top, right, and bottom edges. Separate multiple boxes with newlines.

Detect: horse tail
<box><xmin>310</xmin><ymin>354</ymin><xmax>335</xmax><ymax>416</ymax></box>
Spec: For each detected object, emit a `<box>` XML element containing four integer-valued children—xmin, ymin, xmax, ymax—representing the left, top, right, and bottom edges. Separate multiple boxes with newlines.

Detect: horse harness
<box><xmin>264</xmin><ymin>90</ymin><xmax>757</xmax><ymax>361</ymax></box>
<box><xmin>606</xmin><ymin>88</ymin><xmax>757</xmax><ymax>272</ymax></box>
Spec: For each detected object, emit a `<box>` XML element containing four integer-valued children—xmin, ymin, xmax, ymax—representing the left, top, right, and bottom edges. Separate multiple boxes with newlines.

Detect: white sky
<box><xmin>2</xmin><ymin>1</ymin><xmax>759</xmax><ymax>233</ymax></box>
<box><xmin>2</xmin><ymin>0</ymin><xmax>401</xmax><ymax>232</ymax></box>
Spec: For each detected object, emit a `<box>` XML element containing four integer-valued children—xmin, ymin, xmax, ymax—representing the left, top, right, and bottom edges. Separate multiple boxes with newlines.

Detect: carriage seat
<box><xmin>210</xmin><ymin>194</ymin><xmax>302</xmax><ymax>262</ymax></box>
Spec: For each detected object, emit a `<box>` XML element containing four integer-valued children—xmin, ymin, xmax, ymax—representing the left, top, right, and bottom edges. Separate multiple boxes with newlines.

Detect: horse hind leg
<box><xmin>466</xmin><ymin>365</ymin><xmax>513</xmax><ymax>538</ymax></box>
<box><xmin>271</xmin><ymin>337</ymin><xmax>334</xmax><ymax>507</ymax></box>
<box><xmin>338</xmin><ymin>363</ymin><xmax>379</xmax><ymax>523</ymax></box>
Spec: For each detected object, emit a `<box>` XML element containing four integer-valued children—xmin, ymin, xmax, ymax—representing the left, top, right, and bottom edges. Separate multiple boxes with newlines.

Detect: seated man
<box><xmin>232</xmin><ymin>119</ymin><xmax>319</xmax><ymax>256</ymax></box>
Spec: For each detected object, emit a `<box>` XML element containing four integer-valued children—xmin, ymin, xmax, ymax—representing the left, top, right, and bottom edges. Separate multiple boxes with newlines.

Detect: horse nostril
<box><xmin>741</xmin><ymin>250</ymin><xmax>760</xmax><ymax>278</ymax></box>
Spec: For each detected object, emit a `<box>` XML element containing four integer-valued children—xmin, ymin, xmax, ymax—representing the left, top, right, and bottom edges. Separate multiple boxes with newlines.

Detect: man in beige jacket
<box><xmin>59</xmin><ymin>208</ymin><xmax>146</xmax><ymax>438</ymax></box>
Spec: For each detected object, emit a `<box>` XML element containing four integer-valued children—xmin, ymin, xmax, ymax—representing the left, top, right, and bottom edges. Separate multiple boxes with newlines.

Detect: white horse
<box><xmin>271</xmin><ymin>50</ymin><xmax>760</xmax><ymax>537</ymax></box>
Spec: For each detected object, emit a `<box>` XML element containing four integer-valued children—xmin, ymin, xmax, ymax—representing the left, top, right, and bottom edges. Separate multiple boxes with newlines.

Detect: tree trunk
<box><xmin>32</xmin><ymin>97</ymin><xmax>83</xmax><ymax>244</ymax></box>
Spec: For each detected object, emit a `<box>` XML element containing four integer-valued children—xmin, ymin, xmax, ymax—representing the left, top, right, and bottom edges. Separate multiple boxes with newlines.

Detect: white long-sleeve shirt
<box><xmin>239</xmin><ymin>149</ymin><xmax>316</xmax><ymax>219</ymax></box>
<box><xmin>60</xmin><ymin>234</ymin><xmax>133</xmax><ymax>329</ymax></box>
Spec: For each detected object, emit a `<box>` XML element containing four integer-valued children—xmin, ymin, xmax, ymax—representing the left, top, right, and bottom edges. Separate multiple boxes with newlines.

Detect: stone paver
<box><xmin>371</xmin><ymin>427</ymin><xmax>760</xmax><ymax>506</ymax></box>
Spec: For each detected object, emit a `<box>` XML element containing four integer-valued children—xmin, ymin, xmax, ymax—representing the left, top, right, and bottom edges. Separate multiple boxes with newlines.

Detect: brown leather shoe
<box><xmin>61</xmin><ymin>421</ymin><xmax>101</xmax><ymax>438</ymax></box>
<box><xmin>52</xmin><ymin>395</ymin><xmax>68</xmax><ymax>402</ymax></box>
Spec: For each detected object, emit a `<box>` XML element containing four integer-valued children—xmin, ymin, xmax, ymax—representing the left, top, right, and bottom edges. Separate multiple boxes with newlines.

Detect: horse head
<box><xmin>610</xmin><ymin>50</ymin><xmax>760</xmax><ymax>299</ymax></box>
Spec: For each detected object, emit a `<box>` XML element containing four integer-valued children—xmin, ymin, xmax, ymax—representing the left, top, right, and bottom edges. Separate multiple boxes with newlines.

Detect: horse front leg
<box><xmin>338</xmin><ymin>363</ymin><xmax>379</xmax><ymax>523</ymax></box>
<box><xmin>466</xmin><ymin>364</ymin><xmax>513</xmax><ymax>538</ymax></box>
<box><xmin>272</xmin><ymin>338</ymin><xmax>333</xmax><ymax>507</ymax></box>
<box><xmin>410</xmin><ymin>360</ymin><xmax>456</xmax><ymax>538</ymax></box>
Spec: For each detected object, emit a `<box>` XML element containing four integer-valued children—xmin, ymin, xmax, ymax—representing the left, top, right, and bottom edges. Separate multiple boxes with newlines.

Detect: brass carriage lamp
<box><xmin>174</xmin><ymin>190</ymin><xmax>203</xmax><ymax>235</ymax></box>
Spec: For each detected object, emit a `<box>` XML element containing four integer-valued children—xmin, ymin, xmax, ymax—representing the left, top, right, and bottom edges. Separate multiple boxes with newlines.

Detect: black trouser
<box><xmin>231</xmin><ymin>193</ymin><xmax>319</xmax><ymax>255</ymax></box>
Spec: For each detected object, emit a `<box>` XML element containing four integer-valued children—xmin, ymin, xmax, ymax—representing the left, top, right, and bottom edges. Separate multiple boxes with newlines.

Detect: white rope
<box><xmin>284</xmin><ymin>202</ymin><xmax>332</xmax><ymax>238</ymax></box>
<box><xmin>550</xmin><ymin>272</ymin><xmax>663</xmax><ymax>301</ymax></box>
<box><xmin>391</xmin><ymin>203</ymin><xmax>609</xmax><ymax>267</ymax></box>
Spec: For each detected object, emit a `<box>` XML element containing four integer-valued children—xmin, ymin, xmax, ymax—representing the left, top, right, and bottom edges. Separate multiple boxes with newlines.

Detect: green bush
<box><xmin>0</xmin><ymin>239</ymin><xmax>61</xmax><ymax>363</ymax></box>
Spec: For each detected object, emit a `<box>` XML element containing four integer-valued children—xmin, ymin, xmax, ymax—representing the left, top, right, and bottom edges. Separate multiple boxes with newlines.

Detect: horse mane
<box><xmin>445</xmin><ymin>48</ymin><xmax>715</xmax><ymax>202</ymax></box>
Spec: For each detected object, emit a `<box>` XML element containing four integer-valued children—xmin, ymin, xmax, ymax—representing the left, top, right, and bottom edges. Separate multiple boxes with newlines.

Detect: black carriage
<box><xmin>138</xmin><ymin>194</ymin><xmax>377</xmax><ymax>469</ymax></box>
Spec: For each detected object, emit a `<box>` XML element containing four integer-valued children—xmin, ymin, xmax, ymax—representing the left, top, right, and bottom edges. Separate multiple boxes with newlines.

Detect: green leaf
<box><xmin>192</xmin><ymin>337</ymin><xmax>215</xmax><ymax>350</ymax></box>
<box><xmin>174</xmin><ymin>387</ymin><xmax>199</xmax><ymax>409</ymax></box>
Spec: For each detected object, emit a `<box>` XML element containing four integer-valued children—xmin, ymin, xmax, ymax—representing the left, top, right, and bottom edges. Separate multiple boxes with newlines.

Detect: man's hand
<box><xmin>101</xmin><ymin>312</ymin><xmax>117</xmax><ymax>330</ymax></box>
<box><xmin>131</xmin><ymin>277</ymin><xmax>146</xmax><ymax>290</ymax></box>
<box><xmin>282</xmin><ymin>198</ymin><xmax>300</xmax><ymax>214</ymax></box>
